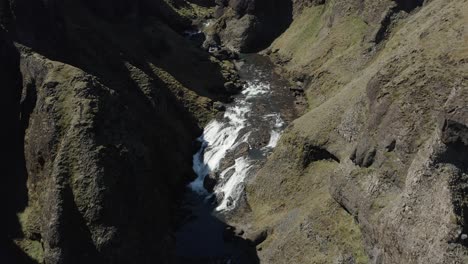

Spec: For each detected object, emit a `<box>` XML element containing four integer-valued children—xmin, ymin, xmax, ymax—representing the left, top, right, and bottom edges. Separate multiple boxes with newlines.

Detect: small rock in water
<box><xmin>216</xmin><ymin>192</ymin><xmax>225</xmax><ymax>203</ymax></box>
<box><xmin>213</xmin><ymin>101</ymin><xmax>226</xmax><ymax>111</ymax></box>
<box><xmin>202</xmin><ymin>34</ymin><xmax>221</xmax><ymax>50</ymax></box>
<box><xmin>233</xmin><ymin>142</ymin><xmax>250</xmax><ymax>157</ymax></box>
<box><xmin>224</xmin><ymin>81</ymin><xmax>242</xmax><ymax>93</ymax></box>
<box><xmin>208</xmin><ymin>46</ymin><xmax>220</xmax><ymax>53</ymax></box>
<box><xmin>290</xmin><ymin>86</ymin><xmax>304</xmax><ymax>97</ymax></box>
<box><xmin>212</xmin><ymin>48</ymin><xmax>237</xmax><ymax>60</ymax></box>
<box><xmin>461</xmin><ymin>234</ymin><xmax>468</xmax><ymax>240</ymax></box>
<box><xmin>226</xmin><ymin>196</ymin><xmax>234</xmax><ymax>207</ymax></box>
<box><xmin>219</xmin><ymin>169</ymin><xmax>235</xmax><ymax>184</ymax></box>
<box><xmin>203</xmin><ymin>171</ymin><xmax>219</xmax><ymax>192</ymax></box>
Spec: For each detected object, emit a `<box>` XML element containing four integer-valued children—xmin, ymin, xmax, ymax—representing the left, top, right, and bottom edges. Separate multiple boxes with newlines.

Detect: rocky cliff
<box><xmin>1</xmin><ymin>0</ymin><xmax>231</xmax><ymax>263</ymax></box>
<box><xmin>4</xmin><ymin>0</ymin><xmax>468</xmax><ymax>263</ymax></box>
<box><xmin>206</xmin><ymin>0</ymin><xmax>293</xmax><ymax>52</ymax></box>
<box><xmin>212</xmin><ymin>0</ymin><xmax>468</xmax><ymax>263</ymax></box>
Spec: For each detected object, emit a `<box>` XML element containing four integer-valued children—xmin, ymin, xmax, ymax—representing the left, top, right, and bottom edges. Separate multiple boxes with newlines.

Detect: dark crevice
<box><xmin>237</xmin><ymin>0</ymin><xmax>294</xmax><ymax>52</ymax></box>
<box><xmin>351</xmin><ymin>146</ymin><xmax>376</xmax><ymax>168</ymax></box>
<box><xmin>20</xmin><ymin>81</ymin><xmax>37</xmax><ymax>131</ymax></box>
<box><xmin>302</xmin><ymin>145</ymin><xmax>340</xmax><ymax>168</ymax></box>
<box><xmin>394</xmin><ymin>0</ymin><xmax>424</xmax><ymax>13</ymax></box>
<box><xmin>374</xmin><ymin>0</ymin><xmax>424</xmax><ymax>44</ymax></box>
<box><xmin>60</xmin><ymin>186</ymin><xmax>102</xmax><ymax>263</ymax></box>
<box><xmin>439</xmin><ymin>119</ymin><xmax>468</xmax><ymax>247</ymax></box>
<box><xmin>385</xmin><ymin>139</ymin><xmax>396</xmax><ymax>152</ymax></box>
<box><xmin>374</xmin><ymin>7</ymin><xmax>396</xmax><ymax>45</ymax></box>
<box><xmin>0</xmin><ymin>29</ymin><xmax>34</xmax><ymax>263</ymax></box>
<box><xmin>338</xmin><ymin>201</ymin><xmax>356</xmax><ymax>221</ymax></box>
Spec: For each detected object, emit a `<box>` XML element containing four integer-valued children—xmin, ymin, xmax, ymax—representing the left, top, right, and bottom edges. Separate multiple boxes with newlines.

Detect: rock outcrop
<box><xmin>222</xmin><ymin>0</ymin><xmax>468</xmax><ymax>263</ymax></box>
<box><xmin>1</xmin><ymin>0</ymin><xmax>230</xmax><ymax>263</ymax></box>
<box><xmin>4</xmin><ymin>0</ymin><xmax>468</xmax><ymax>263</ymax></box>
<box><xmin>208</xmin><ymin>0</ymin><xmax>293</xmax><ymax>52</ymax></box>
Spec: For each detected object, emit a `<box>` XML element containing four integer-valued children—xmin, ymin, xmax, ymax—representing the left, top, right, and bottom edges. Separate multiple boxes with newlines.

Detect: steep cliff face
<box><xmin>1</xmin><ymin>0</ymin><xmax>228</xmax><ymax>263</ymax></box>
<box><xmin>218</xmin><ymin>0</ymin><xmax>468</xmax><ymax>263</ymax></box>
<box><xmin>5</xmin><ymin>0</ymin><xmax>468</xmax><ymax>263</ymax></box>
<box><xmin>208</xmin><ymin>0</ymin><xmax>293</xmax><ymax>52</ymax></box>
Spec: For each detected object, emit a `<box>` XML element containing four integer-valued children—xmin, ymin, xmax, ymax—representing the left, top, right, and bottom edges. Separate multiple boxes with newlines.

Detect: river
<box><xmin>176</xmin><ymin>54</ymin><xmax>301</xmax><ymax>263</ymax></box>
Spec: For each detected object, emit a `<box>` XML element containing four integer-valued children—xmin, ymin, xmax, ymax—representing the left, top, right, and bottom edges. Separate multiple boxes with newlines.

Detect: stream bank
<box><xmin>175</xmin><ymin>54</ymin><xmax>304</xmax><ymax>263</ymax></box>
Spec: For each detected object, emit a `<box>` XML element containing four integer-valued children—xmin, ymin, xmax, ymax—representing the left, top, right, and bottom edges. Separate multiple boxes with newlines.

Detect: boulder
<box><xmin>218</xmin><ymin>142</ymin><xmax>250</xmax><ymax>171</ymax></box>
<box><xmin>212</xmin><ymin>49</ymin><xmax>230</xmax><ymax>60</ymax></box>
<box><xmin>213</xmin><ymin>0</ymin><xmax>293</xmax><ymax>52</ymax></box>
<box><xmin>226</xmin><ymin>196</ymin><xmax>234</xmax><ymax>207</ymax></box>
<box><xmin>224</xmin><ymin>81</ymin><xmax>243</xmax><ymax>93</ymax></box>
<box><xmin>246</xmin><ymin>229</ymin><xmax>268</xmax><ymax>245</ymax></box>
<box><xmin>202</xmin><ymin>33</ymin><xmax>221</xmax><ymax>50</ymax></box>
<box><xmin>216</xmin><ymin>191</ymin><xmax>225</xmax><ymax>203</ymax></box>
<box><xmin>203</xmin><ymin>171</ymin><xmax>219</xmax><ymax>192</ymax></box>
<box><xmin>213</xmin><ymin>101</ymin><xmax>226</xmax><ymax>111</ymax></box>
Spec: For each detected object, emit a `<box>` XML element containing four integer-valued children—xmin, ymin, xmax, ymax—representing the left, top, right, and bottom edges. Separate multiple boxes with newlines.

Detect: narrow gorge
<box><xmin>2</xmin><ymin>0</ymin><xmax>468</xmax><ymax>264</ymax></box>
<box><xmin>176</xmin><ymin>54</ymin><xmax>301</xmax><ymax>263</ymax></box>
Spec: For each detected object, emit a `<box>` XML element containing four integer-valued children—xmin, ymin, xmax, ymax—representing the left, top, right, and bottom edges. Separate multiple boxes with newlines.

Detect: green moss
<box><xmin>370</xmin><ymin>192</ymin><xmax>399</xmax><ymax>223</ymax></box>
<box><xmin>334</xmin><ymin>216</ymin><xmax>369</xmax><ymax>263</ymax></box>
<box><xmin>370</xmin><ymin>196</ymin><xmax>387</xmax><ymax>211</ymax></box>
<box><xmin>272</xmin><ymin>5</ymin><xmax>326</xmax><ymax>56</ymax></box>
<box><xmin>167</xmin><ymin>1</ymin><xmax>214</xmax><ymax>20</ymax></box>
<box><xmin>14</xmin><ymin>239</ymin><xmax>44</xmax><ymax>263</ymax></box>
<box><xmin>271</xmin><ymin>0</ymin><xmax>369</xmax><ymax>68</ymax></box>
<box><xmin>344</xmin><ymin>16</ymin><xmax>368</xmax><ymax>45</ymax></box>
<box><xmin>151</xmin><ymin>65</ymin><xmax>215</xmax><ymax>126</ymax></box>
<box><xmin>303</xmin><ymin>162</ymin><xmax>369</xmax><ymax>263</ymax></box>
<box><xmin>450</xmin><ymin>213</ymin><xmax>458</xmax><ymax>225</ymax></box>
<box><xmin>18</xmin><ymin>205</ymin><xmax>39</xmax><ymax>238</ymax></box>
<box><xmin>248</xmin><ymin>153</ymin><xmax>369</xmax><ymax>263</ymax></box>
<box><xmin>307</xmin><ymin>169</ymin><xmax>369</xmax><ymax>262</ymax></box>
<box><xmin>46</xmin><ymin>65</ymin><xmax>83</xmax><ymax>132</ymax></box>
<box><xmin>350</xmin><ymin>167</ymin><xmax>376</xmax><ymax>179</ymax></box>
<box><xmin>16</xmin><ymin>199</ymin><xmax>43</xmax><ymax>263</ymax></box>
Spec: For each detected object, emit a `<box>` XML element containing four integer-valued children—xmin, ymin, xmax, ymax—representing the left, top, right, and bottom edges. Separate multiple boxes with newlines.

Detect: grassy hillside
<box><xmin>242</xmin><ymin>0</ymin><xmax>468</xmax><ymax>263</ymax></box>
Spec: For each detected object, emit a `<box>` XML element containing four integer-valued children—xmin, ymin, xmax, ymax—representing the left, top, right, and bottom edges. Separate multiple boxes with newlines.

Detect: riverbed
<box><xmin>175</xmin><ymin>54</ymin><xmax>301</xmax><ymax>263</ymax></box>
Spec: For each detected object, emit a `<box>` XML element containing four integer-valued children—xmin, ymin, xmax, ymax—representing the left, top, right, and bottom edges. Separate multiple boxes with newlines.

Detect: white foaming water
<box><xmin>189</xmin><ymin>105</ymin><xmax>250</xmax><ymax>194</ymax></box>
<box><xmin>266</xmin><ymin>131</ymin><xmax>281</xmax><ymax>148</ymax></box>
<box><xmin>263</xmin><ymin>113</ymin><xmax>285</xmax><ymax>149</ymax></box>
<box><xmin>215</xmin><ymin>157</ymin><xmax>252</xmax><ymax>210</ymax></box>
<box><xmin>242</xmin><ymin>81</ymin><xmax>270</xmax><ymax>99</ymax></box>
<box><xmin>189</xmin><ymin>68</ymin><xmax>285</xmax><ymax>211</ymax></box>
<box><xmin>202</xmin><ymin>19</ymin><xmax>214</xmax><ymax>29</ymax></box>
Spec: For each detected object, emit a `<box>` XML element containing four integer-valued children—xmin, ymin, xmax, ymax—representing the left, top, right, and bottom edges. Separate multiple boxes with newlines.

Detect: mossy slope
<box><xmin>243</xmin><ymin>0</ymin><xmax>468</xmax><ymax>263</ymax></box>
<box><xmin>2</xmin><ymin>0</ymin><xmax>229</xmax><ymax>263</ymax></box>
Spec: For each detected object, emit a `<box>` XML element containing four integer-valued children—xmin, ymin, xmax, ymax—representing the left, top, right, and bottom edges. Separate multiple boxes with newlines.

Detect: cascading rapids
<box><xmin>189</xmin><ymin>69</ymin><xmax>286</xmax><ymax>211</ymax></box>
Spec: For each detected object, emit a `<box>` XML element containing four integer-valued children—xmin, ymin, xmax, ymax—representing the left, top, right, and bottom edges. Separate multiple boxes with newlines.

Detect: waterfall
<box><xmin>176</xmin><ymin>54</ymin><xmax>300</xmax><ymax>261</ymax></box>
<box><xmin>189</xmin><ymin>65</ymin><xmax>287</xmax><ymax>211</ymax></box>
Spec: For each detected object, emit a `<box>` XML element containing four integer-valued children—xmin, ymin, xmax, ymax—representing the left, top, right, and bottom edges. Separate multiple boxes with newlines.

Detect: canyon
<box><xmin>2</xmin><ymin>0</ymin><xmax>468</xmax><ymax>263</ymax></box>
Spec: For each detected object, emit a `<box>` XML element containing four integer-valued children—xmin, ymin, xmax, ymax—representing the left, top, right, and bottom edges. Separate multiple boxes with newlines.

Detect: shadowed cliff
<box><xmin>0</xmin><ymin>0</ymin><xmax>233</xmax><ymax>263</ymax></box>
<box><xmin>208</xmin><ymin>0</ymin><xmax>294</xmax><ymax>52</ymax></box>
